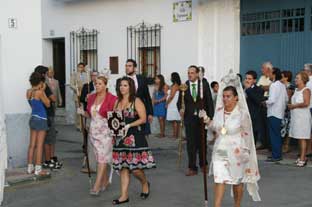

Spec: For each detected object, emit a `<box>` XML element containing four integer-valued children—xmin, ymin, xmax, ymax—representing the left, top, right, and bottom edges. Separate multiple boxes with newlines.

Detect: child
<box><xmin>26</xmin><ymin>72</ymin><xmax>51</xmax><ymax>176</ymax></box>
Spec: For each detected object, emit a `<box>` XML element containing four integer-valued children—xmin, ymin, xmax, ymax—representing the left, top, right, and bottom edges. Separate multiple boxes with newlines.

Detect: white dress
<box><xmin>210</xmin><ymin>106</ymin><xmax>253</xmax><ymax>184</ymax></box>
<box><xmin>166</xmin><ymin>89</ymin><xmax>181</xmax><ymax>121</ymax></box>
<box><xmin>289</xmin><ymin>87</ymin><xmax>312</xmax><ymax>139</ymax></box>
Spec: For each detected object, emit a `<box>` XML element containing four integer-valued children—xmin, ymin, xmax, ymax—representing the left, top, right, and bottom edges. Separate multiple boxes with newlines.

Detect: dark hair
<box><xmin>171</xmin><ymin>72</ymin><xmax>181</xmax><ymax>85</ymax></box>
<box><xmin>273</xmin><ymin>67</ymin><xmax>282</xmax><ymax>80</ymax></box>
<box><xmin>117</xmin><ymin>76</ymin><xmax>136</xmax><ymax>103</ymax></box>
<box><xmin>77</xmin><ymin>62</ymin><xmax>85</xmax><ymax>67</ymax></box>
<box><xmin>237</xmin><ymin>73</ymin><xmax>243</xmax><ymax>82</ymax></box>
<box><xmin>156</xmin><ymin>74</ymin><xmax>166</xmax><ymax>92</ymax></box>
<box><xmin>188</xmin><ymin>65</ymin><xmax>200</xmax><ymax>73</ymax></box>
<box><xmin>281</xmin><ymin>70</ymin><xmax>292</xmax><ymax>82</ymax></box>
<box><xmin>223</xmin><ymin>86</ymin><xmax>238</xmax><ymax>97</ymax></box>
<box><xmin>126</xmin><ymin>59</ymin><xmax>137</xmax><ymax>68</ymax></box>
<box><xmin>245</xmin><ymin>70</ymin><xmax>257</xmax><ymax>80</ymax></box>
<box><xmin>34</xmin><ymin>65</ymin><xmax>48</xmax><ymax>82</ymax></box>
<box><xmin>29</xmin><ymin>72</ymin><xmax>43</xmax><ymax>87</ymax></box>
<box><xmin>211</xmin><ymin>81</ymin><xmax>219</xmax><ymax>88</ymax></box>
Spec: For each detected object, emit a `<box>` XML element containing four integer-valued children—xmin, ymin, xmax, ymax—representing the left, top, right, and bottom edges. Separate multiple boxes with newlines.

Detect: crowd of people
<box><xmin>24</xmin><ymin>59</ymin><xmax>312</xmax><ymax>206</ymax></box>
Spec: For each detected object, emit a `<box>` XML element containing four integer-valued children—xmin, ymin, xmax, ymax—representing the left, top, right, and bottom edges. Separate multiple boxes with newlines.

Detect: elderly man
<box><xmin>256</xmin><ymin>62</ymin><xmax>273</xmax><ymax>150</ymax></box>
<box><xmin>46</xmin><ymin>67</ymin><xmax>62</xmax><ymax>107</ymax></box>
<box><xmin>303</xmin><ymin>63</ymin><xmax>312</xmax><ymax>159</ymax></box>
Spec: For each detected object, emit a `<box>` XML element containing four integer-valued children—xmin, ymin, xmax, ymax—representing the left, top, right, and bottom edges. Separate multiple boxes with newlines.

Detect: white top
<box><xmin>266</xmin><ymin>80</ymin><xmax>288</xmax><ymax>119</ymax></box>
<box><xmin>127</xmin><ymin>74</ymin><xmax>138</xmax><ymax>91</ymax></box>
<box><xmin>257</xmin><ymin>75</ymin><xmax>272</xmax><ymax>97</ymax></box>
<box><xmin>306</xmin><ymin>76</ymin><xmax>312</xmax><ymax>108</ymax></box>
<box><xmin>166</xmin><ymin>89</ymin><xmax>181</xmax><ymax>121</ymax></box>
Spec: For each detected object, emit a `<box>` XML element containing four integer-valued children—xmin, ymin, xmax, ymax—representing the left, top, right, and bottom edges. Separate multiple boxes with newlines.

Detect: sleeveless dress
<box><xmin>166</xmin><ymin>89</ymin><xmax>181</xmax><ymax>121</ymax></box>
<box><xmin>89</xmin><ymin>103</ymin><xmax>113</xmax><ymax>164</ymax></box>
<box><xmin>153</xmin><ymin>90</ymin><xmax>166</xmax><ymax>117</ymax></box>
<box><xmin>112</xmin><ymin>103</ymin><xmax>156</xmax><ymax>171</ymax></box>
<box><xmin>289</xmin><ymin>87</ymin><xmax>312</xmax><ymax>139</ymax></box>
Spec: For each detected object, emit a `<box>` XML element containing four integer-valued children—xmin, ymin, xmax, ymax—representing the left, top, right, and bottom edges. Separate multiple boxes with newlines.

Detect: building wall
<box><xmin>0</xmin><ymin>0</ymin><xmax>43</xmax><ymax>167</ymax></box>
<box><xmin>198</xmin><ymin>0</ymin><xmax>240</xmax><ymax>82</ymax></box>
<box><xmin>42</xmin><ymin>0</ymin><xmax>240</xmax><ymax>123</ymax></box>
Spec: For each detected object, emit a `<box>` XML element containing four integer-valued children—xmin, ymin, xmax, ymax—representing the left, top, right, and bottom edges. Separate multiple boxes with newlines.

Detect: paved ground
<box><xmin>2</xmin><ymin>124</ymin><xmax>312</xmax><ymax>207</ymax></box>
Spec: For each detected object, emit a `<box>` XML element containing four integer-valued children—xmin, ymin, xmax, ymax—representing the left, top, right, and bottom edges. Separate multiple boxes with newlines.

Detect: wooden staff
<box><xmin>199</xmin><ymin>75</ymin><xmax>208</xmax><ymax>207</ymax></box>
<box><xmin>76</xmin><ymin>83</ymin><xmax>92</xmax><ymax>186</ymax></box>
<box><xmin>177</xmin><ymin>84</ymin><xmax>188</xmax><ymax>167</ymax></box>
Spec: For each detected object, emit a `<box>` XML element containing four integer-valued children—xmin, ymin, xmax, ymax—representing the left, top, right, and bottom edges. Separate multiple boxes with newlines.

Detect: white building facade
<box><xmin>0</xmin><ymin>0</ymin><xmax>240</xmax><ymax>168</ymax></box>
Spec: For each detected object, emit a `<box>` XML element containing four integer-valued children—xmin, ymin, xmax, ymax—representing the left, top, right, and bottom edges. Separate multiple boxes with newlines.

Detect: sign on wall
<box><xmin>173</xmin><ymin>1</ymin><xmax>192</xmax><ymax>22</ymax></box>
<box><xmin>8</xmin><ymin>18</ymin><xmax>17</xmax><ymax>29</ymax></box>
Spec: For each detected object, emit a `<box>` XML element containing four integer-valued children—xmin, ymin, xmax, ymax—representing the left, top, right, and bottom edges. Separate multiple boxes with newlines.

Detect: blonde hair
<box><xmin>97</xmin><ymin>76</ymin><xmax>108</xmax><ymax>85</ymax></box>
<box><xmin>297</xmin><ymin>71</ymin><xmax>309</xmax><ymax>84</ymax></box>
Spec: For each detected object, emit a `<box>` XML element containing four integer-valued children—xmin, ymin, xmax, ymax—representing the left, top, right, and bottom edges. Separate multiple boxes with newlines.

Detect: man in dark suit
<box><xmin>244</xmin><ymin>70</ymin><xmax>266</xmax><ymax>147</ymax></box>
<box><xmin>116</xmin><ymin>59</ymin><xmax>153</xmax><ymax>134</ymax></box>
<box><xmin>177</xmin><ymin>65</ymin><xmax>214</xmax><ymax>176</ymax></box>
<box><xmin>80</xmin><ymin>71</ymin><xmax>98</xmax><ymax>111</ymax></box>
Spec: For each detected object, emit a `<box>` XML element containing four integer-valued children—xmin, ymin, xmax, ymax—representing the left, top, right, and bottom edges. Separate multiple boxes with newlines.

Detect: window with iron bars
<box><xmin>127</xmin><ymin>22</ymin><xmax>161</xmax><ymax>78</ymax></box>
<box><xmin>70</xmin><ymin>27</ymin><xmax>98</xmax><ymax>72</ymax></box>
<box><xmin>241</xmin><ymin>8</ymin><xmax>305</xmax><ymax>36</ymax></box>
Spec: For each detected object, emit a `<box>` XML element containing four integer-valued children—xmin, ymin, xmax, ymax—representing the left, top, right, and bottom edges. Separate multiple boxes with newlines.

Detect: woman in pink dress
<box><xmin>78</xmin><ymin>76</ymin><xmax>117</xmax><ymax>195</ymax></box>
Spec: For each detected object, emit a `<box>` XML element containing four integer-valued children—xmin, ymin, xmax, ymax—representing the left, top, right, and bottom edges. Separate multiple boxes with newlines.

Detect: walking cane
<box><xmin>199</xmin><ymin>75</ymin><xmax>208</xmax><ymax>207</ymax></box>
<box><xmin>177</xmin><ymin>84</ymin><xmax>188</xmax><ymax>167</ymax></box>
<box><xmin>76</xmin><ymin>83</ymin><xmax>92</xmax><ymax>187</ymax></box>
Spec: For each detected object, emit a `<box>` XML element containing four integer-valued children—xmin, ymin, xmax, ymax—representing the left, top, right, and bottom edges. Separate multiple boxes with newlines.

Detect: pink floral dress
<box><xmin>112</xmin><ymin>103</ymin><xmax>156</xmax><ymax>171</ymax></box>
<box><xmin>89</xmin><ymin>104</ymin><xmax>113</xmax><ymax>164</ymax></box>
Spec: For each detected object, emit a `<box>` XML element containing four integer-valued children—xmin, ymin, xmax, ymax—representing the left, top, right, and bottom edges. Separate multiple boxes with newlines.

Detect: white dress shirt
<box><xmin>127</xmin><ymin>74</ymin><xmax>138</xmax><ymax>92</ymax></box>
<box><xmin>266</xmin><ymin>80</ymin><xmax>288</xmax><ymax>119</ymax></box>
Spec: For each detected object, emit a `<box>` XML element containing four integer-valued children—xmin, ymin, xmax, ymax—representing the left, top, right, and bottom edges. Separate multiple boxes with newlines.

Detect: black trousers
<box><xmin>184</xmin><ymin>116</ymin><xmax>207</xmax><ymax>171</ymax></box>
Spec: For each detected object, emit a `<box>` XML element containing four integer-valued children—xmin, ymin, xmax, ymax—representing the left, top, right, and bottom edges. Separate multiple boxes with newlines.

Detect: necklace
<box><xmin>221</xmin><ymin>110</ymin><xmax>232</xmax><ymax>135</ymax></box>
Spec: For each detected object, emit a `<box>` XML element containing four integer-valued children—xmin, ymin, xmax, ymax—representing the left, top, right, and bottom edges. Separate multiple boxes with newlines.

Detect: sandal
<box><xmin>34</xmin><ymin>165</ymin><xmax>51</xmax><ymax>176</ymax></box>
<box><xmin>296</xmin><ymin>160</ymin><xmax>307</xmax><ymax>167</ymax></box>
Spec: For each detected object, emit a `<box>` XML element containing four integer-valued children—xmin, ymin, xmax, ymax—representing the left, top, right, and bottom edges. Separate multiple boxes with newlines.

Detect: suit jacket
<box><xmin>80</xmin><ymin>81</ymin><xmax>95</xmax><ymax>110</ymax></box>
<box><xmin>116</xmin><ymin>75</ymin><xmax>153</xmax><ymax>116</ymax></box>
<box><xmin>177</xmin><ymin>79</ymin><xmax>214</xmax><ymax>121</ymax></box>
<box><xmin>245</xmin><ymin>85</ymin><xmax>265</xmax><ymax>130</ymax></box>
<box><xmin>46</xmin><ymin>78</ymin><xmax>62</xmax><ymax>106</ymax></box>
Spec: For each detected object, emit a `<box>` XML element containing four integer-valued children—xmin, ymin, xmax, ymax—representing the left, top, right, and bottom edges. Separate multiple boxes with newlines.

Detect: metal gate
<box><xmin>127</xmin><ymin>22</ymin><xmax>162</xmax><ymax>78</ymax></box>
<box><xmin>70</xmin><ymin>27</ymin><xmax>99</xmax><ymax>72</ymax></box>
<box><xmin>240</xmin><ymin>0</ymin><xmax>312</xmax><ymax>77</ymax></box>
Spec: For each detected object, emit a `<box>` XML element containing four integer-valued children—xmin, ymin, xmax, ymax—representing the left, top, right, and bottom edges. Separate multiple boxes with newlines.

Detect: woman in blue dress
<box><xmin>152</xmin><ymin>74</ymin><xmax>168</xmax><ymax>138</ymax></box>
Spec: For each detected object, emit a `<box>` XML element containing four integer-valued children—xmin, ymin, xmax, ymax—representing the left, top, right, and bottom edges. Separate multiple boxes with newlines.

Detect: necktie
<box><xmin>191</xmin><ymin>83</ymin><xmax>197</xmax><ymax>102</ymax></box>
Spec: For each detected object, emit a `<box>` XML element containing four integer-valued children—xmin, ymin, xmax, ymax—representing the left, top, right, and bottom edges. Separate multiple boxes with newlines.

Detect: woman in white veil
<box><xmin>199</xmin><ymin>70</ymin><xmax>260</xmax><ymax>207</ymax></box>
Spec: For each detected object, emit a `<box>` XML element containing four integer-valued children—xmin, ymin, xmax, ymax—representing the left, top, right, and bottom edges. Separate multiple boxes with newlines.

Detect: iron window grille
<box><xmin>70</xmin><ymin>27</ymin><xmax>99</xmax><ymax>72</ymax></box>
<box><xmin>127</xmin><ymin>21</ymin><xmax>162</xmax><ymax>78</ymax></box>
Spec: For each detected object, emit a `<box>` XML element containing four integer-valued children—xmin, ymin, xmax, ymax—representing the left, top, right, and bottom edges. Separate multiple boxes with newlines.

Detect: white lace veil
<box><xmin>215</xmin><ymin>70</ymin><xmax>261</xmax><ymax>201</ymax></box>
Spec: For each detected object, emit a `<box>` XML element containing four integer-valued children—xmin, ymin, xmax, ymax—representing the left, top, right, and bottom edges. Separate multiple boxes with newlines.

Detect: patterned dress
<box><xmin>89</xmin><ymin>104</ymin><xmax>113</xmax><ymax>164</ymax></box>
<box><xmin>210</xmin><ymin>106</ymin><xmax>260</xmax><ymax>187</ymax></box>
<box><xmin>112</xmin><ymin>103</ymin><xmax>156</xmax><ymax>171</ymax></box>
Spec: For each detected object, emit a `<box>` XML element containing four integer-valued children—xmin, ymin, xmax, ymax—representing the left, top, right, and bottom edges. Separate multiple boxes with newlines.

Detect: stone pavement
<box><xmin>2</xmin><ymin>124</ymin><xmax>312</xmax><ymax>207</ymax></box>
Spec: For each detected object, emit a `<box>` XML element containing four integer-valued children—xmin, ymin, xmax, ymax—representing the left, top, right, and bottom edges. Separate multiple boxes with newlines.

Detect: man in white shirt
<box><xmin>257</xmin><ymin>62</ymin><xmax>273</xmax><ymax>97</ymax></box>
<box><xmin>265</xmin><ymin>67</ymin><xmax>288</xmax><ymax>162</ymax></box>
<box><xmin>303</xmin><ymin>63</ymin><xmax>312</xmax><ymax>158</ymax></box>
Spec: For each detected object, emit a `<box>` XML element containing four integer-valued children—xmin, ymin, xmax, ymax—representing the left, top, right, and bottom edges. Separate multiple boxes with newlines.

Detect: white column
<box><xmin>0</xmin><ymin>34</ymin><xmax>8</xmax><ymax>206</ymax></box>
<box><xmin>198</xmin><ymin>0</ymin><xmax>240</xmax><ymax>82</ymax></box>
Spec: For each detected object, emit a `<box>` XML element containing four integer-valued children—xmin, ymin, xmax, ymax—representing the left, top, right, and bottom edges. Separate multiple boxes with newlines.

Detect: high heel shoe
<box><xmin>112</xmin><ymin>198</ymin><xmax>129</xmax><ymax>205</ymax></box>
<box><xmin>101</xmin><ymin>183</ymin><xmax>110</xmax><ymax>192</ymax></box>
<box><xmin>140</xmin><ymin>182</ymin><xmax>150</xmax><ymax>200</ymax></box>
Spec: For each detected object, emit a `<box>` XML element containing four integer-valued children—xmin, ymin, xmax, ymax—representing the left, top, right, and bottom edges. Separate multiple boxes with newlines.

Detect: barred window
<box><xmin>241</xmin><ymin>8</ymin><xmax>305</xmax><ymax>36</ymax></box>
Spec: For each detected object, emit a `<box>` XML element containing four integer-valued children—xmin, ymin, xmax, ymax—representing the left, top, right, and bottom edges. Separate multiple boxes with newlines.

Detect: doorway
<box><xmin>52</xmin><ymin>38</ymin><xmax>66</xmax><ymax>107</ymax></box>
